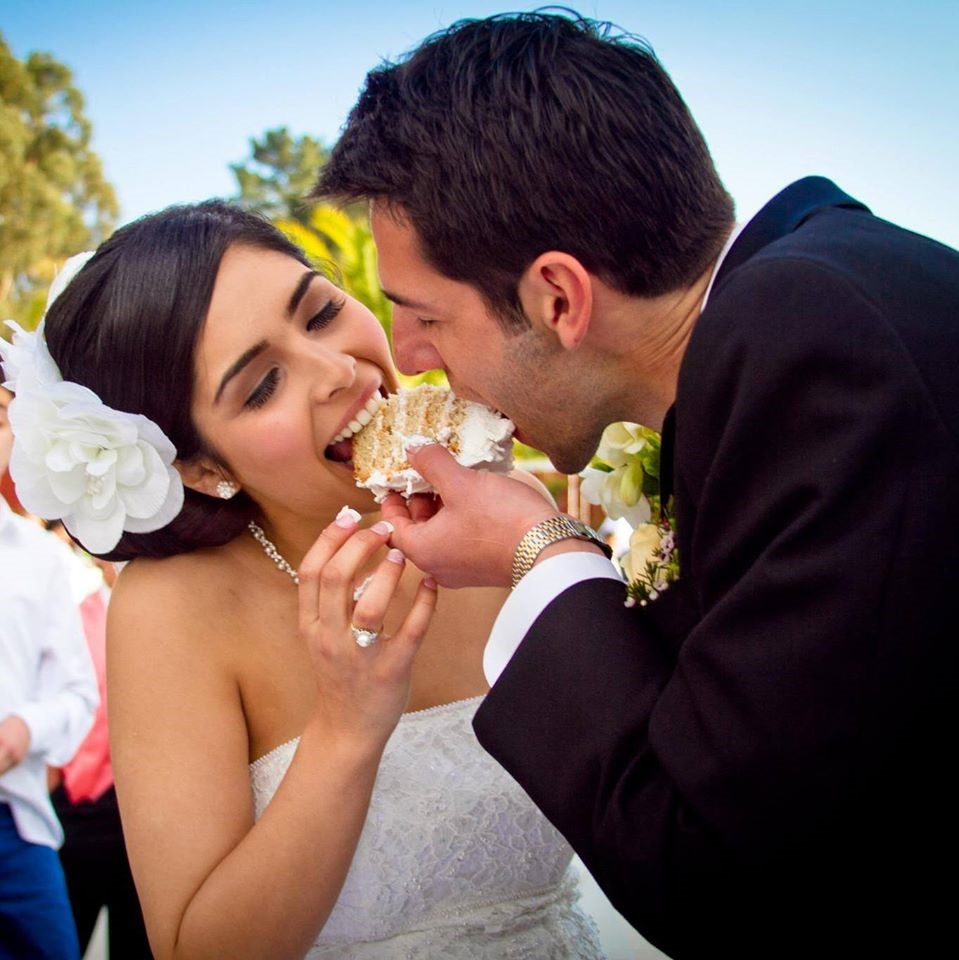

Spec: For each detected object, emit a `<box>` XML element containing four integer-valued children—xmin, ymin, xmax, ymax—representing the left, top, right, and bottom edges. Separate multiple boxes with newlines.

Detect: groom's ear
<box><xmin>175</xmin><ymin>457</ymin><xmax>236</xmax><ymax>499</ymax></box>
<box><xmin>517</xmin><ymin>252</ymin><xmax>593</xmax><ymax>351</ymax></box>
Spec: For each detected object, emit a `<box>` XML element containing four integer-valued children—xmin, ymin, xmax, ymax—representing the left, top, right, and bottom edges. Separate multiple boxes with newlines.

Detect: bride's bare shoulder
<box><xmin>108</xmin><ymin>542</ymin><xmax>250</xmax><ymax>645</ymax></box>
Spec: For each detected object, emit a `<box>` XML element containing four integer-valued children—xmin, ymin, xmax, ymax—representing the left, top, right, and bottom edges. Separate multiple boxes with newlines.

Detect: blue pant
<box><xmin>0</xmin><ymin>802</ymin><xmax>80</xmax><ymax>960</ymax></box>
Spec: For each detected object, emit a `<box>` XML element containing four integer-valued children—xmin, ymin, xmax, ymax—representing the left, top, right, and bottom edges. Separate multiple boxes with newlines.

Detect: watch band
<box><xmin>511</xmin><ymin>515</ymin><xmax>612</xmax><ymax>588</ymax></box>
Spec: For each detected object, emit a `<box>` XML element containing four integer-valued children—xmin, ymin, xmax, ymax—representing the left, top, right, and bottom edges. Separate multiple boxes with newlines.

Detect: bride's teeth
<box><xmin>330</xmin><ymin>393</ymin><xmax>383</xmax><ymax>447</ymax></box>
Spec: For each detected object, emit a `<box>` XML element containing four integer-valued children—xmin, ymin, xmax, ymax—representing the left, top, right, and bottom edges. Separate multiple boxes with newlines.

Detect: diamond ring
<box><xmin>350</xmin><ymin>623</ymin><xmax>381</xmax><ymax>648</ymax></box>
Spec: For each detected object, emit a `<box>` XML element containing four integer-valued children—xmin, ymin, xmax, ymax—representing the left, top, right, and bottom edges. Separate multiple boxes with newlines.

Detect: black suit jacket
<box><xmin>474</xmin><ymin>178</ymin><xmax>959</xmax><ymax>958</ymax></box>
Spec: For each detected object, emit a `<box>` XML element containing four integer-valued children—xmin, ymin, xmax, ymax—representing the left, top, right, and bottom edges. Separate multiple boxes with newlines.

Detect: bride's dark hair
<box><xmin>43</xmin><ymin>200</ymin><xmax>313</xmax><ymax>562</ymax></box>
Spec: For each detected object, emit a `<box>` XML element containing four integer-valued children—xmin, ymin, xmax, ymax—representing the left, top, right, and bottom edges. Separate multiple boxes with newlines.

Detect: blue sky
<box><xmin>4</xmin><ymin>1</ymin><xmax>958</xmax><ymax>248</ymax></box>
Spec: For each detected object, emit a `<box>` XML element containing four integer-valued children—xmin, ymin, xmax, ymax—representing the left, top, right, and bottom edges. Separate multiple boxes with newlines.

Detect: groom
<box><xmin>314</xmin><ymin>11</ymin><xmax>959</xmax><ymax>958</ymax></box>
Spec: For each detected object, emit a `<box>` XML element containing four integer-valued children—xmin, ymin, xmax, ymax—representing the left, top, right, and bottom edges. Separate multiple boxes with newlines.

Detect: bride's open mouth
<box><xmin>323</xmin><ymin>387</ymin><xmax>387</xmax><ymax>465</ymax></box>
<box><xmin>324</xmin><ymin>437</ymin><xmax>354</xmax><ymax>466</ymax></box>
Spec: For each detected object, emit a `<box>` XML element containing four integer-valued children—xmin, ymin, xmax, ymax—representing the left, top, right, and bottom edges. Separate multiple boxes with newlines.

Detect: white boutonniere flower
<box><xmin>579</xmin><ymin>422</ymin><xmax>652</xmax><ymax>527</ymax></box>
<box><xmin>581</xmin><ymin>422</ymin><xmax>679</xmax><ymax>607</ymax></box>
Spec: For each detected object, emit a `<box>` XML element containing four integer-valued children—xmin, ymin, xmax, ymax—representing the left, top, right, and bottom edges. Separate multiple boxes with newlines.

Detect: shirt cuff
<box><xmin>483</xmin><ymin>552</ymin><xmax>622</xmax><ymax>685</ymax></box>
<box><xmin>12</xmin><ymin>703</ymin><xmax>49</xmax><ymax>755</ymax></box>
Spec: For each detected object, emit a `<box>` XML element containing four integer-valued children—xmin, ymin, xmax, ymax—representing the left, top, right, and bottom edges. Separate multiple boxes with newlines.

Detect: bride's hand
<box><xmin>296</xmin><ymin>513</ymin><xmax>438</xmax><ymax>747</ymax></box>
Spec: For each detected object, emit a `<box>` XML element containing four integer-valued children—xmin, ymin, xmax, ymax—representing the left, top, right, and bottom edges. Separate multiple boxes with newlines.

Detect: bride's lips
<box><xmin>329</xmin><ymin>381</ymin><xmax>381</xmax><ymax>446</ymax></box>
<box><xmin>324</xmin><ymin>381</ymin><xmax>387</xmax><ymax>463</ymax></box>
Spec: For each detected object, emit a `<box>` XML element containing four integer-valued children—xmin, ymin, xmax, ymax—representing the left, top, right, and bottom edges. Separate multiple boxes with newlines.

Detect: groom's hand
<box><xmin>380</xmin><ymin>444</ymin><xmax>559</xmax><ymax>588</ymax></box>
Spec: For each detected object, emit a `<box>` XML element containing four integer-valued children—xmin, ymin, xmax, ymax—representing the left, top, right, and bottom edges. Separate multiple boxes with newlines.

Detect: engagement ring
<box><xmin>351</xmin><ymin>623</ymin><xmax>381</xmax><ymax>648</ymax></box>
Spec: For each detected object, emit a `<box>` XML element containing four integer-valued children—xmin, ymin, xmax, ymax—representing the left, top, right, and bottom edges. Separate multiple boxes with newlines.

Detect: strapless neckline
<box><xmin>249</xmin><ymin>694</ymin><xmax>486</xmax><ymax>770</ymax></box>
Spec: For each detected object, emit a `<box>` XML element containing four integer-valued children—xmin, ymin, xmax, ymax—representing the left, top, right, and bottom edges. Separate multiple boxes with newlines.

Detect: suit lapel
<box><xmin>660</xmin><ymin>177</ymin><xmax>869</xmax><ymax>562</ymax></box>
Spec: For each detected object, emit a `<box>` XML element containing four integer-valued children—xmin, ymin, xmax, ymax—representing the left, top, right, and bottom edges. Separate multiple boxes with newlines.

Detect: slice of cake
<box><xmin>352</xmin><ymin>385</ymin><xmax>515</xmax><ymax>501</ymax></box>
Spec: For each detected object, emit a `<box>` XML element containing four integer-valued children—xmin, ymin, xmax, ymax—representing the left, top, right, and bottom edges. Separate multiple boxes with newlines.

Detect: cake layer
<box><xmin>353</xmin><ymin>385</ymin><xmax>514</xmax><ymax>501</ymax></box>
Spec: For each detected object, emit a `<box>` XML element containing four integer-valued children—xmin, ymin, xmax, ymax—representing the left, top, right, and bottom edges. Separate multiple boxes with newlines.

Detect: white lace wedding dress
<box><xmin>250</xmin><ymin>695</ymin><xmax>606</xmax><ymax>959</ymax></box>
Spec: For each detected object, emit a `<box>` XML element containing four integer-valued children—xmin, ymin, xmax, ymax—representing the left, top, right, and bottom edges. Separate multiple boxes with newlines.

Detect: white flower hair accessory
<box><xmin>0</xmin><ymin>253</ymin><xmax>185</xmax><ymax>554</ymax></box>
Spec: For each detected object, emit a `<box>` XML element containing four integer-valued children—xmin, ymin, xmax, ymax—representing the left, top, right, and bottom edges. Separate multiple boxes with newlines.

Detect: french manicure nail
<box><xmin>387</xmin><ymin>548</ymin><xmax>405</xmax><ymax>564</ymax></box>
<box><xmin>372</xmin><ymin>520</ymin><xmax>395</xmax><ymax>535</ymax></box>
<box><xmin>423</xmin><ymin>575</ymin><xmax>438</xmax><ymax>590</ymax></box>
<box><xmin>336</xmin><ymin>505</ymin><xmax>362</xmax><ymax>524</ymax></box>
<box><xmin>335</xmin><ymin>513</ymin><xmax>358</xmax><ymax>528</ymax></box>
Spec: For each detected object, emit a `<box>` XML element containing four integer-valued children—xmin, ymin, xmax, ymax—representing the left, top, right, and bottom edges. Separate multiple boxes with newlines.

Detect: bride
<box><xmin>0</xmin><ymin>202</ymin><xmax>605</xmax><ymax>959</ymax></box>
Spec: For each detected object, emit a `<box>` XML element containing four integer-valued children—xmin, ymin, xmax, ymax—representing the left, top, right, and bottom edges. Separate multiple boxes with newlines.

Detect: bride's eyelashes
<box><xmin>243</xmin><ymin>296</ymin><xmax>348</xmax><ymax>410</ymax></box>
<box><xmin>245</xmin><ymin>368</ymin><xmax>280</xmax><ymax>410</ymax></box>
<box><xmin>307</xmin><ymin>296</ymin><xmax>347</xmax><ymax>331</ymax></box>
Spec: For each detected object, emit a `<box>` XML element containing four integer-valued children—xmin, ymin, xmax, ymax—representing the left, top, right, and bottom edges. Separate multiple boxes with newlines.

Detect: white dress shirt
<box><xmin>0</xmin><ymin>499</ymin><xmax>98</xmax><ymax>848</ymax></box>
<box><xmin>484</xmin><ymin>221</ymin><xmax>748</xmax><ymax>685</ymax></box>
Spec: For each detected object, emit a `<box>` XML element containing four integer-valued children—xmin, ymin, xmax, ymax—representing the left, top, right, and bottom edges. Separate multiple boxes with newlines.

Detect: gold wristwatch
<box><xmin>511</xmin><ymin>515</ymin><xmax>612</xmax><ymax>588</ymax></box>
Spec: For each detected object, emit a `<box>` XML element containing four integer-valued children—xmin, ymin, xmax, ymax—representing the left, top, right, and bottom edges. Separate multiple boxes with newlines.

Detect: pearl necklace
<box><xmin>248</xmin><ymin>521</ymin><xmax>299</xmax><ymax>584</ymax></box>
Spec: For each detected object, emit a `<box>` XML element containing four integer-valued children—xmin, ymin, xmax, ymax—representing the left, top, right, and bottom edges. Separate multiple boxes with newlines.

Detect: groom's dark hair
<box><xmin>313</xmin><ymin>9</ymin><xmax>734</xmax><ymax>329</ymax></box>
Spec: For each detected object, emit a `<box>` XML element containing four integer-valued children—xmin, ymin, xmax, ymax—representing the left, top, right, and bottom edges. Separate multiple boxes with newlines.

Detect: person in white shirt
<box><xmin>0</xmin><ymin>383</ymin><xmax>99</xmax><ymax>960</ymax></box>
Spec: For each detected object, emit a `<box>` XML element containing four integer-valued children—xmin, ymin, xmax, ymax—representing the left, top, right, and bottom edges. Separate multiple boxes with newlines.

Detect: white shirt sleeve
<box><xmin>13</xmin><ymin>549</ymin><xmax>98</xmax><ymax>767</ymax></box>
<box><xmin>483</xmin><ymin>552</ymin><xmax>622</xmax><ymax>685</ymax></box>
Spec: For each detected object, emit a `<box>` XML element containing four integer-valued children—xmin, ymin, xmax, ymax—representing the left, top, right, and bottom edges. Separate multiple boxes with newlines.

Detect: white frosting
<box><xmin>457</xmin><ymin>405</ymin><xmax>515</xmax><ymax>467</ymax></box>
<box><xmin>405</xmin><ymin>429</ymin><xmax>451</xmax><ymax>449</ymax></box>
<box><xmin>362</xmin><ymin>468</ymin><xmax>435</xmax><ymax>503</ymax></box>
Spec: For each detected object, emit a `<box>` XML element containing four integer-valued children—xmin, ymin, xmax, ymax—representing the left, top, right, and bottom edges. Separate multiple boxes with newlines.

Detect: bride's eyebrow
<box><xmin>287</xmin><ymin>270</ymin><xmax>320</xmax><ymax>317</ymax></box>
<box><xmin>214</xmin><ymin>270</ymin><xmax>322</xmax><ymax>405</ymax></box>
<box><xmin>215</xmin><ymin>340</ymin><xmax>268</xmax><ymax>404</ymax></box>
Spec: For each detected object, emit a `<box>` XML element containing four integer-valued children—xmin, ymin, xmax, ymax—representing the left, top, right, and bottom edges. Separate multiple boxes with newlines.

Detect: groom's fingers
<box><xmin>406</xmin><ymin>444</ymin><xmax>470</xmax><ymax>502</ymax></box>
<box><xmin>408</xmin><ymin>493</ymin><xmax>441</xmax><ymax>522</ymax></box>
<box><xmin>380</xmin><ymin>493</ymin><xmax>413</xmax><ymax>527</ymax></box>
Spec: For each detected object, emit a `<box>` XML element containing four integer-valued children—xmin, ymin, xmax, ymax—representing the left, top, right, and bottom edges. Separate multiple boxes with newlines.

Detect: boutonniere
<box><xmin>580</xmin><ymin>423</ymin><xmax>679</xmax><ymax>607</ymax></box>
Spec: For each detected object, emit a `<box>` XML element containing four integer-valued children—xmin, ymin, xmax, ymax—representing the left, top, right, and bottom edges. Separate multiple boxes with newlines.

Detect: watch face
<box><xmin>571</xmin><ymin>519</ymin><xmax>612</xmax><ymax>558</ymax></box>
<box><xmin>570</xmin><ymin>519</ymin><xmax>595</xmax><ymax>538</ymax></box>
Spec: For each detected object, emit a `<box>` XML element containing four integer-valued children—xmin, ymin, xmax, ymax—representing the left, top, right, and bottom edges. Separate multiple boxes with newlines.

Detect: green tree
<box><xmin>0</xmin><ymin>33</ymin><xmax>118</xmax><ymax>331</ymax></box>
<box><xmin>230</xmin><ymin>126</ymin><xmax>329</xmax><ymax>226</ymax></box>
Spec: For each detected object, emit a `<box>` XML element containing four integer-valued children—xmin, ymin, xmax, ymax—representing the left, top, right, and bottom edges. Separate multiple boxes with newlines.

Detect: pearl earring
<box><xmin>216</xmin><ymin>480</ymin><xmax>239</xmax><ymax>500</ymax></box>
